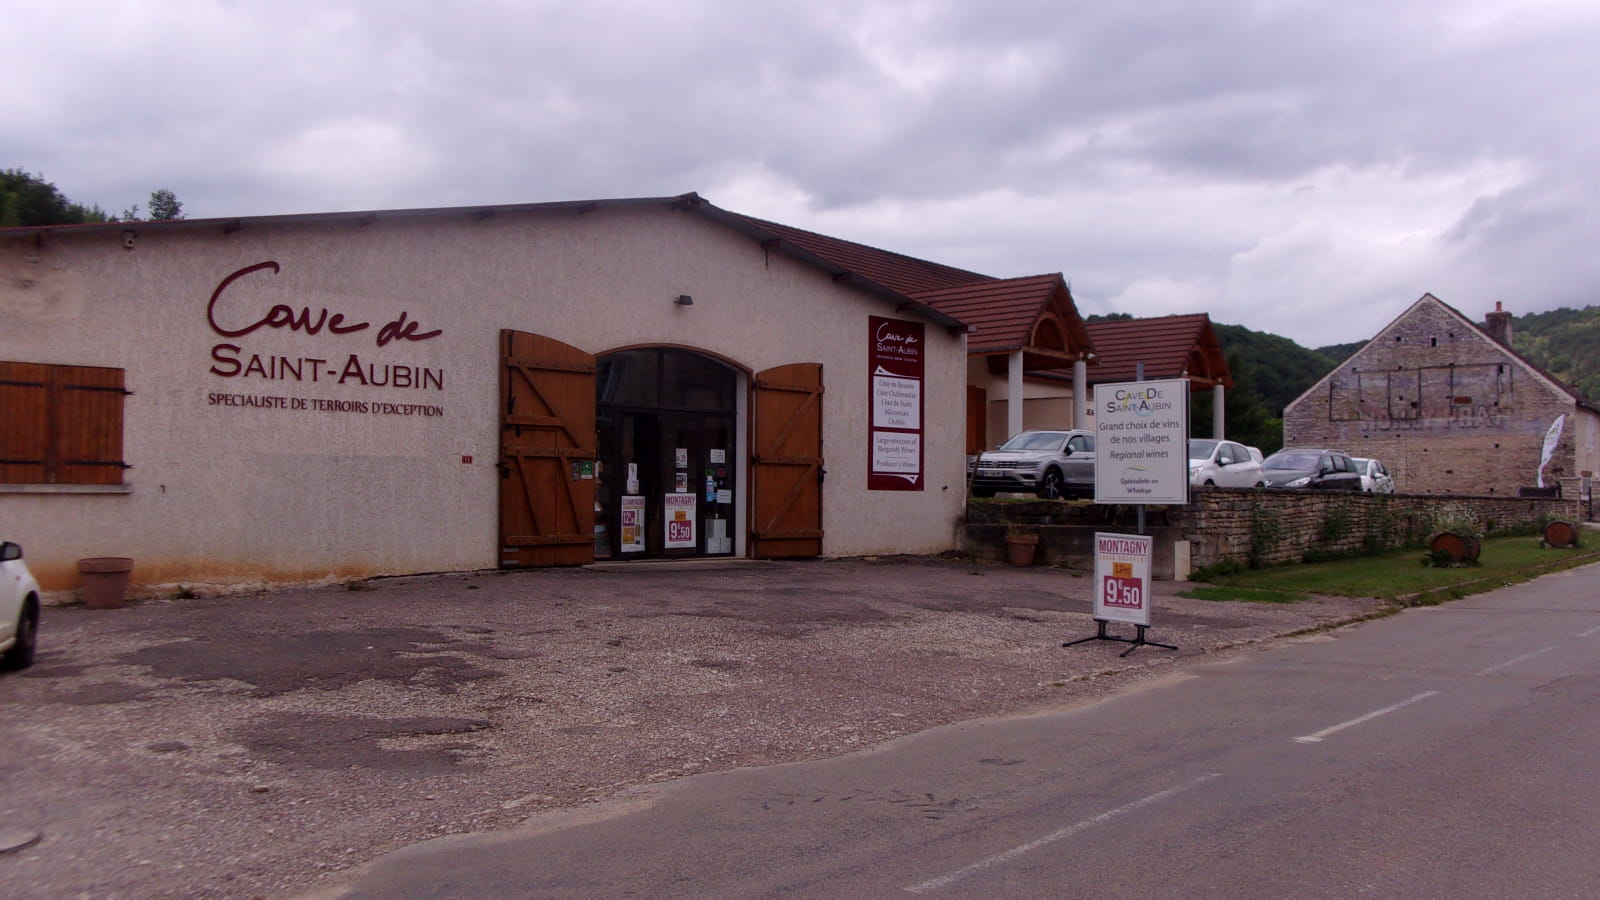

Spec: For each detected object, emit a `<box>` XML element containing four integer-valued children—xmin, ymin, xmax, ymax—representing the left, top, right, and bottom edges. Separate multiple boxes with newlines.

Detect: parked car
<box><xmin>2</xmin><ymin>541</ymin><xmax>40</xmax><ymax>671</ymax></box>
<box><xmin>1188</xmin><ymin>439</ymin><xmax>1265</xmax><ymax>488</ymax></box>
<box><xmin>1261</xmin><ymin>448</ymin><xmax>1364</xmax><ymax>491</ymax></box>
<box><xmin>1351</xmin><ymin>457</ymin><xmax>1395</xmax><ymax>493</ymax></box>
<box><xmin>970</xmin><ymin>429</ymin><xmax>1096</xmax><ymax>499</ymax></box>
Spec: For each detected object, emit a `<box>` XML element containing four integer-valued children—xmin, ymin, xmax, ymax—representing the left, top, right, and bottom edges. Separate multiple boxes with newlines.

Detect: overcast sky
<box><xmin>9</xmin><ymin>1</ymin><xmax>1599</xmax><ymax>346</ymax></box>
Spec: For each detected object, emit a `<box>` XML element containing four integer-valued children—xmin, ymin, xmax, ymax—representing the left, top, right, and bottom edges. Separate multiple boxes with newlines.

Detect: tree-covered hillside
<box><xmin>1312</xmin><ymin>340</ymin><xmax>1366</xmax><ymax>366</ymax></box>
<box><xmin>1211</xmin><ymin>323</ymin><xmax>1342</xmax><ymax>416</ymax></box>
<box><xmin>1512</xmin><ymin>307</ymin><xmax>1600</xmax><ymax>404</ymax></box>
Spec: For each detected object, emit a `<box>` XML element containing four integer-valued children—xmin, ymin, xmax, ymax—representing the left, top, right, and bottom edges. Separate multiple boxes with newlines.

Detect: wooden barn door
<box><xmin>750</xmin><ymin>363</ymin><xmax>823</xmax><ymax>558</ymax></box>
<box><xmin>499</xmin><ymin>330</ymin><xmax>596</xmax><ymax>567</ymax></box>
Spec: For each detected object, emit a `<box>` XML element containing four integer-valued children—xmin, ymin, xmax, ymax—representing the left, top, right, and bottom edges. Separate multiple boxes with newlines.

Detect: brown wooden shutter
<box><xmin>0</xmin><ymin>361</ymin><xmax>49</xmax><ymax>484</ymax></box>
<box><xmin>751</xmin><ymin>363</ymin><xmax>823</xmax><ymax>558</ymax></box>
<box><xmin>0</xmin><ymin>361</ymin><xmax>126</xmax><ymax>485</ymax></box>
<box><xmin>56</xmin><ymin>365</ymin><xmax>127</xmax><ymax>485</ymax></box>
<box><xmin>498</xmin><ymin>330</ymin><xmax>597</xmax><ymax>567</ymax></box>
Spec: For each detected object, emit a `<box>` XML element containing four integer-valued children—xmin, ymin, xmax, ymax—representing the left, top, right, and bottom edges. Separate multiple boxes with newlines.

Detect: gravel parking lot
<box><xmin>0</xmin><ymin>556</ymin><xmax>1385</xmax><ymax>899</ymax></box>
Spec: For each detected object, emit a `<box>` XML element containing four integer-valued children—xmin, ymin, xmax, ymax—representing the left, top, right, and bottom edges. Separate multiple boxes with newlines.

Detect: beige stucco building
<box><xmin>1</xmin><ymin>194</ymin><xmax>975</xmax><ymax>591</ymax></box>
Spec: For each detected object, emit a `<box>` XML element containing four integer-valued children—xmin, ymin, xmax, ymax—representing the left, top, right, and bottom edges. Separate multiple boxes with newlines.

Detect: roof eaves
<box><xmin>0</xmin><ymin>194</ymin><xmax>700</xmax><ymax>241</ymax></box>
<box><xmin>685</xmin><ymin>198</ymin><xmax>971</xmax><ymax>333</ymax></box>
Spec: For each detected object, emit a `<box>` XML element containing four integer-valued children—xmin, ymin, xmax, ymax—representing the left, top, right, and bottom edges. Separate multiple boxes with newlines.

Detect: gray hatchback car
<box><xmin>1261</xmin><ymin>448</ymin><xmax>1364</xmax><ymax>491</ymax></box>
<box><xmin>970</xmin><ymin>429</ymin><xmax>1096</xmax><ymax>499</ymax></box>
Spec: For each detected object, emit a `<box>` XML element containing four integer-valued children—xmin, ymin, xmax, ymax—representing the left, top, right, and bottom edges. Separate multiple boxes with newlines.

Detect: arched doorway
<box><xmin>594</xmin><ymin>347</ymin><xmax>742</xmax><ymax>559</ymax></box>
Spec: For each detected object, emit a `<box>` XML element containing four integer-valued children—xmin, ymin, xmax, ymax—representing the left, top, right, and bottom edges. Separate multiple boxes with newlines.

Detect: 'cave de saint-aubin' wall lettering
<box><xmin>204</xmin><ymin>261</ymin><xmax>447</xmax><ymax>417</ymax></box>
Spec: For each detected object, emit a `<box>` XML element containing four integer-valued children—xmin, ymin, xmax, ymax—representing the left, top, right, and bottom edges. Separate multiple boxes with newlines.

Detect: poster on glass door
<box><xmin>620</xmin><ymin>496</ymin><xmax>645</xmax><ymax>553</ymax></box>
<box><xmin>868</xmin><ymin>315</ymin><xmax>924</xmax><ymax>491</ymax></box>
<box><xmin>664</xmin><ymin>493</ymin><xmax>697</xmax><ymax>548</ymax></box>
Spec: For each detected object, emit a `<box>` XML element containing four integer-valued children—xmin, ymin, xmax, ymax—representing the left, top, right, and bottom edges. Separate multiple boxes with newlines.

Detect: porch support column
<box><xmin>1213</xmin><ymin>383</ymin><xmax>1225</xmax><ymax>439</ymax></box>
<box><xmin>1073</xmin><ymin>357</ymin><xmax>1088</xmax><ymax>430</ymax></box>
<box><xmin>1008</xmin><ymin>350</ymin><xmax>1025</xmax><ymax>438</ymax></box>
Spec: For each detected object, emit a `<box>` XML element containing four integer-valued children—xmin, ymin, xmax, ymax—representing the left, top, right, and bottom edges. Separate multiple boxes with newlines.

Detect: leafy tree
<box><xmin>0</xmin><ymin>168</ymin><xmax>108</xmax><ymax>226</ymax></box>
<box><xmin>1190</xmin><ymin>351</ymin><xmax>1282</xmax><ymax>454</ymax></box>
<box><xmin>146</xmin><ymin>188</ymin><xmax>183</xmax><ymax>221</ymax></box>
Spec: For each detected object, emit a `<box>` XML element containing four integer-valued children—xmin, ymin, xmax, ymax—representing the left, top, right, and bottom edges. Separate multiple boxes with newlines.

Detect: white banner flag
<box><xmin>1538</xmin><ymin>414</ymin><xmax>1566</xmax><ymax>488</ymax></box>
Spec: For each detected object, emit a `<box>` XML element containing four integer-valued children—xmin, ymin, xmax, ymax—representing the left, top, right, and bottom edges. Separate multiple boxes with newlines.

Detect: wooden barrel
<box><xmin>1542</xmin><ymin>520</ymin><xmax>1579</xmax><ymax>549</ymax></box>
<box><xmin>1429</xmin><ymin>532</ymin><xmax>1480</xmax><ymax>563</ymax></box>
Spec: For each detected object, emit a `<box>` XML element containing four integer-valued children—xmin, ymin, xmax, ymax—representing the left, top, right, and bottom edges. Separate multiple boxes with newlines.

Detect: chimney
<box><xmin>1484</xmin><ymin>301</ymin><xmax>1513</xmax><ymax>348</ymax></box>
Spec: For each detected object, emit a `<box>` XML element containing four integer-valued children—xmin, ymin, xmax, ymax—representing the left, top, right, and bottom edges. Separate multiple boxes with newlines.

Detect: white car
<box><xmin>2</xmin><ymin>541</ymin><xmax>41</xmax><ymax>671</ymax></box>
<box><xmin>1188</xmin><ymin>439</ymin><xmax>1265</xmax><ymax>488</ymax></box>
<box><xmin>1351</xmin><ymin>457</ymin><xmax>1396</xmax><ymax>493</ymax></box>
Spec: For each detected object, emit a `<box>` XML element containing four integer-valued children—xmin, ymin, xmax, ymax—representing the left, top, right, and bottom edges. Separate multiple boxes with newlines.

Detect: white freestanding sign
<box><xmin>1095</xmin><ymin>378</ymin><xmax>1190</xmax><ymax>505</ymax></box>
<box><xmin>1093</xmin><ymin>532</ymin><xmax>1153</xmax><ymax>626</ymax></box>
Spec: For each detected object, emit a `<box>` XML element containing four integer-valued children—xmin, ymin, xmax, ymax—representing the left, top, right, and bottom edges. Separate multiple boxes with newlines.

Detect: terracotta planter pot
<box><xmin>78</xmin><ymin>557</ymin><xmax>134</xmax><ymax>609</ymax></box>
<box><xmin>1006</xmin><ymin>535</ymin><xmax>1039</xmax><ymax>567</ymax></box>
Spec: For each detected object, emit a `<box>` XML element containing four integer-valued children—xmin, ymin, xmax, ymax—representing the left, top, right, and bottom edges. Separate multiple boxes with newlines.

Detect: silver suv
<box><xmin>971</xmin><ymin>429</ymin><xmax>1096</xmax><ymax>499</ymax></box>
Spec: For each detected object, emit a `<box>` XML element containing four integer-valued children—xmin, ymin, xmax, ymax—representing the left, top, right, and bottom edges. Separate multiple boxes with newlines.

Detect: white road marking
<box><xmin>1578</xmin><ymin>624</ymin><xmax>1600</xmax><ymax>639</ymax></box>
<box><xmin>903</xmin><ymin>772</ymin><xmax>1221</xmax><ymax>894</ymax></box>
<box><xmin>1293</xmin><ymin>691</ymin><xmax>1440</xmax><ymax>744</ymax></box>
<box><xmin>1476</xmin><ymin>646</ymin><xmax>1553</xmax><ymax>676</ymax></box>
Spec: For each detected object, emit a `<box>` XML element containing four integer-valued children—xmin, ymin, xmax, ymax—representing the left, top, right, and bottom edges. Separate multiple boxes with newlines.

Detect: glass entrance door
<box><xmin>594</xmin><ymin>349</ymin><xmax>739</xmax><ymax>560</ymax></box>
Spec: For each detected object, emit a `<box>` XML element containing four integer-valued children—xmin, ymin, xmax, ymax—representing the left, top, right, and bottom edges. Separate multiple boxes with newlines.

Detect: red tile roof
<box><xmin>1085</xmin><ymin>314</ymin><xmax>1232</xmax><ymax>387</ymax></box>
<box><xmin>716</xmin><ymin>210</ymin><xmax>1092</xmax><ymax>356</ymax></box>
<box><xmin>725</xmin><ymin>213</ymin><xmax>996</xmax><ymax>295</ymax></box>
<box><xmin>912</xmin><ymin>275</ymin><xmax>1073</xmax><ymax>354</ymax></box>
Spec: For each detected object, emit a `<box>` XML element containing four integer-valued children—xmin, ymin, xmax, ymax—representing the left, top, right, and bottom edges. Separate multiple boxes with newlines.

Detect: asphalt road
<box><xmin>320</xmin><ymin>562</ymin><xmax>1600</xmax><ymax>899</ymax></box>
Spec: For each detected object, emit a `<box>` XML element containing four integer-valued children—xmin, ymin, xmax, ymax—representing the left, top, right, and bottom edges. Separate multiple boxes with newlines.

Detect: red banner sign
<box><xmin>868</xmin><ymin>316</ymin><xmax>924</xmax><ymax>491</ymax></box>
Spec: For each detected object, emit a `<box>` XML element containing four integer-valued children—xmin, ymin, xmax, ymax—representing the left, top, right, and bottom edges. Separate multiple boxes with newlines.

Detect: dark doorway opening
<box><xmin>595</xmin><ymin>348</ymin><xmax>739</xmax><ymax>559</ymax></box>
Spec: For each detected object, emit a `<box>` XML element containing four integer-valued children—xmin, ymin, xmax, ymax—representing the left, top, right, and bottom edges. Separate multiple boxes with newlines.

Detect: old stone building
<box><xmin>1284</xmin><ymin>293</ymin><xmax>1600</xmax><ymax>499</ymax></box>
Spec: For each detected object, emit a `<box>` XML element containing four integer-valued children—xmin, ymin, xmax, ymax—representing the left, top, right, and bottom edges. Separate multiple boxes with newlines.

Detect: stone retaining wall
<box><xmin>961</xmin><ymin>489</ymin><xmax>1581</xmax><ymax>578</ymax></box>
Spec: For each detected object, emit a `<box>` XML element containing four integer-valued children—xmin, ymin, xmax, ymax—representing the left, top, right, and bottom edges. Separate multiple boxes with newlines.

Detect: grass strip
<box><xmin>1195</xmin><ymin>535</ymin><xmax>1600</xmax><ymax>603</ymax></box>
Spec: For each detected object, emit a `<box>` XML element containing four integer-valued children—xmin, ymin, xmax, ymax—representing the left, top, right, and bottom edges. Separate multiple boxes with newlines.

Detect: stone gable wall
<box><xmin>1284</xmin><ymin>299</ymin><xmax>1583</xmax><ymax>497</ymax></box>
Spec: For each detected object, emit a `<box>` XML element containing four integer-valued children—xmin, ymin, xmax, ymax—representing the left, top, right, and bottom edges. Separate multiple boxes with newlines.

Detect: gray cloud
<box><xmin>8</xmin><ymin>0</ymin><xmax>1599</xmax><ymax>344</ymax></box>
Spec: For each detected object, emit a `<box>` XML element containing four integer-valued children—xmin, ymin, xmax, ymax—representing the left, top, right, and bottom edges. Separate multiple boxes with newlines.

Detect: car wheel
<box><xmin>1204</xmin><ymin>479</ymin><xmax>1216</xmax><ymax>487</ymax></box>
<box><xmin>1037</xmin><ymin>469</ymin><xmax>1065</xmax><ymax>500</ymax></box>
<box><xmin>1</xmin><ymin>598</ymin><xmax>37</xmax><ymax>671</ymax></box>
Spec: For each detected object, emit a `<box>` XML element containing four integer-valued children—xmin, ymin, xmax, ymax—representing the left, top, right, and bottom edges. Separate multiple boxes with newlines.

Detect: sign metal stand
<box><xmin>1063</xmin><ymin>619</ymin><xmax>1176</xmax><ymax>657</ymax></box>
<box><xmin>1064</xmin><ymin>363</ymin><xmax>1185</xmax><ymax>657</ymax></box>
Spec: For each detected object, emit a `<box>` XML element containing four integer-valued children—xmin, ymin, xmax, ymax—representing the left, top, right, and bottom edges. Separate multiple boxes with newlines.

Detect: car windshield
<box><xmin>1265</xmin><ymin>450</ymin><xmax>1321</xmax><ymax>471</ymax></box>
<box><xmin>1188</xmin><ymin>440</ymin><xmax>1218</xmax><ymax>461</ymax></box>
<box><xmin>998</xmin><ymin>432</ymin><xmax>1068</xmax><ymax>451</ymax></box>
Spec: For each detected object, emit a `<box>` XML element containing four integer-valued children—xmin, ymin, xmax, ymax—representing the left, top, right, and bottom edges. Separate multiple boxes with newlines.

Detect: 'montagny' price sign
<box><xmin>1093</xmin><ymin>532</ymin><xmax>1152</xmax><ymax>626</ymax></box>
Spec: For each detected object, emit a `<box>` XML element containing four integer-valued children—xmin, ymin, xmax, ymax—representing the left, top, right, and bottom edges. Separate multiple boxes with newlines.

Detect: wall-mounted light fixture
<box><xmin>675</xmin><ymin>294</ymin><xmax>694</xmax><ymax>306</ymax></box>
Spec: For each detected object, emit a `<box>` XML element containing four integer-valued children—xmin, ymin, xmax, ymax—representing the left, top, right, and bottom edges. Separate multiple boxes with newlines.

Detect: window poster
<box><xmin>868</xmin><ymin>316</ymin><xmax>925</xmax><ymax>490</ymax></box>
<box><xmin>620</xmin><ymin>495</ymin><xmax>646</xmax><ymax>553</ymax></box>
<box><xmin>664</xmin><ymin>493</ymin><xmax>697</xmax><ymax>548</ymax></box>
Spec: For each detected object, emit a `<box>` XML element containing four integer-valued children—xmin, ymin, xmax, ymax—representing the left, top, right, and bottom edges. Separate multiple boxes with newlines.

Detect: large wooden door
<box><xmin>499</xmin><ymin>330</ymin><xmax>596</xmax><ymax>567</ymax></box>
<box><xmin>750</xmin><ymin>363</ymin><xmax>823</xmax><ymax>558</ymax></box>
